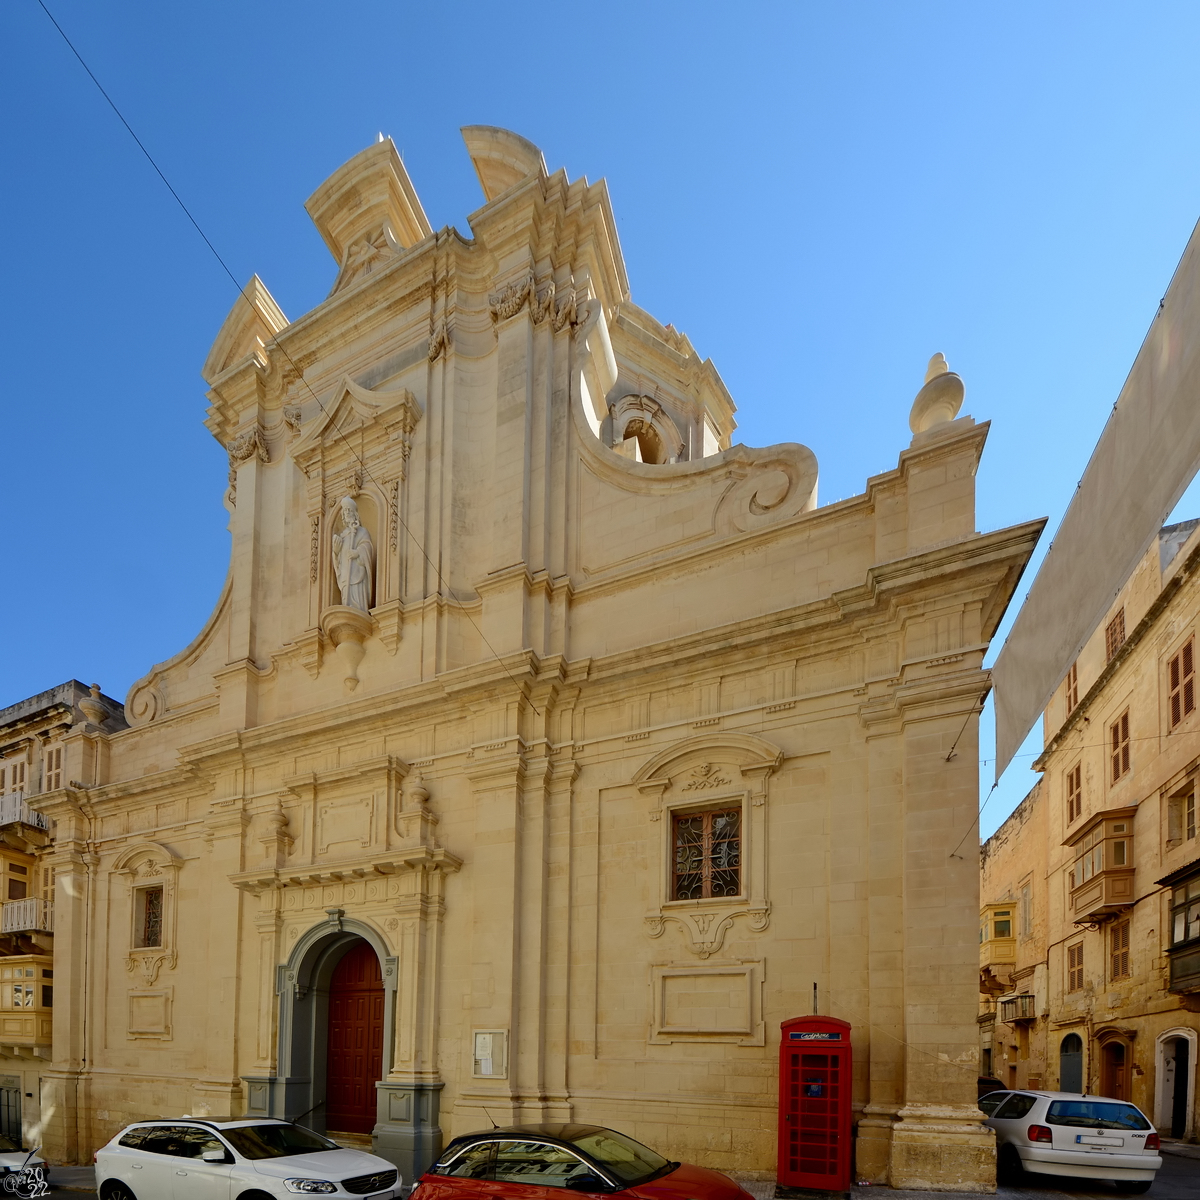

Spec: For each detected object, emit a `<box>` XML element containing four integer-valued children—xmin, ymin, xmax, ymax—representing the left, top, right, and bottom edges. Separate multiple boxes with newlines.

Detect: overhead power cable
<box><xmin>35</xmin><ymin>0</ymin><xmax>540</xmax><ymax>713</ymax></box>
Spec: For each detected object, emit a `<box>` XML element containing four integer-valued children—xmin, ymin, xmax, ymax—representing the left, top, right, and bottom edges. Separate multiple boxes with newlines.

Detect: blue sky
<box><xmin>3</xmin><ymin>2</ymin><xmax>1200</xmax><ymax>836</ymax></box>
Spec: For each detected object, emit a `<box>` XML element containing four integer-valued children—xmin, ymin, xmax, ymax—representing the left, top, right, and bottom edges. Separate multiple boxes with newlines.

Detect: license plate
<box><xmin>1076</xmin><ymin>1134</ymin><xmax>1123</xmax><ymax>1147</ymax></box>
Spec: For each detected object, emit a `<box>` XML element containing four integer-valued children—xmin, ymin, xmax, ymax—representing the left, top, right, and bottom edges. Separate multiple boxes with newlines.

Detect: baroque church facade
<box><xmin>23</xmin><ymin>128</ymin><xmax>1040</xmax><ymax>1189</ymax></box>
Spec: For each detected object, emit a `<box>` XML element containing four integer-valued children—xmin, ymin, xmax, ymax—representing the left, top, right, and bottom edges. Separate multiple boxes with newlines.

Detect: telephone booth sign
<box><xmin>778</xmin><ymin>1016</ymin><xmax>852</xmax><ymax>1193</ymax></box>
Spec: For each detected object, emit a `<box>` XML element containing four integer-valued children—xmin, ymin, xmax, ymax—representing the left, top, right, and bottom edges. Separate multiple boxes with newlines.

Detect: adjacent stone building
<box><xmin>0</xmin><ymin>683</ymin><xmax>124</xmax><ymax>1143</ymax></box>
<box><xmin>981</xmin><ymin>520</ymin><xmax>1200</xmax><ymax>1142</ymax></box>
<box><xmin>17</xmin><ymin>128</ymin><xmax>1040</xmax><ymax>1188</ymax></box>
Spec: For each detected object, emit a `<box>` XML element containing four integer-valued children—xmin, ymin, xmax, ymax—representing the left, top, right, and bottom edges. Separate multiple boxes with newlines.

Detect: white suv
<box><xmin>95</xmin><ymin>1118</ymin><xmax>401</xmax><ymax>1200</ymax></box>
<box><xmin>979</xmin><ymin>1090</ymin><xmax>1162</xmax><ymax>1192</ymax></box>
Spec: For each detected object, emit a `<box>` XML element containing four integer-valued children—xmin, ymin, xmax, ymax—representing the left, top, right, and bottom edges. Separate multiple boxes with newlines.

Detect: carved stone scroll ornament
<box><xmin>389</xmin><ymin>480</ymin><xmax>400</xmax><ymax>552</ymax></box>
<box><xmin>126</xmin><ymin>950</ymin><xmax>177</xmax><ymax>987</ymax></box>
<box><xmin>282</xmin><ymin>405</ymin><xmax>303</xmax><ymax>436</ymax></box>
<box><xmin>225</xmin><ymin>425</ymin><xmax>269</xmax><ymax>505</ymax></box>
<box><xmin>428</xmin><ymin>317</ymin><xmax>451</xmax><ymax>362</ymax></box>
<box><xmin>644</xmin><ymin>906</ymin><xmax>770</xmax><ymax>958</ymax></box>
<box><xmin>309</xmin><ymin>514</ymin><xmax>321</xmax><ymax>583</ymax></box>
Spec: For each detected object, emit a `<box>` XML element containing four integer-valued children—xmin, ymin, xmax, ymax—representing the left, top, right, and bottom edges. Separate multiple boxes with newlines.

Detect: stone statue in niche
<box><xmin>332</xmin><ymin>495</ymin><xmax>375</xmax><ymax>612</ymax></box>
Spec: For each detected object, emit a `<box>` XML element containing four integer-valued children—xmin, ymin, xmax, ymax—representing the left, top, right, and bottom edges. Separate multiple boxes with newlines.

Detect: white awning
<box><xmin>992</xmin><ymin>215</ymin><xmax>1200</xmax><ymax>780</ymax></box>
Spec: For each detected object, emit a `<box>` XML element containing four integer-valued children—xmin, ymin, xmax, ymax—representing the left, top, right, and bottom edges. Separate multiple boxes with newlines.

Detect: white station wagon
<box><xmin>95</xmin><ymin>1118</ymin><xmax>401</xmax><ymax>1200</ymax></box>
<box><xmin>979</xmin><ymin>1090</ymin><xmax>1162</xmax><ymax>1192</ymax></box>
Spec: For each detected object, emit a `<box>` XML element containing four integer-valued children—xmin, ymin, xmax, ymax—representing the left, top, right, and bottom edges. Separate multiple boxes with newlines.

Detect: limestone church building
<box><xmin>1</xmin><ymin>129</ymin><xmax>1039</xmax><ymax>1190</ymax></box>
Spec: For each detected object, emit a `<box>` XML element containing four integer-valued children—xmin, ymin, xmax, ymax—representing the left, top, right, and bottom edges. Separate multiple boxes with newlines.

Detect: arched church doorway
<box><xmin>1101</xmin><ymin>1040</ymin><xmax>1129</xmax><ymax>1101</ymax></box>
<box><xmin>1059</xmin><ymin>1033</ymin><xmax>1083</xmax><ymax>1093</ymax></box>
<box><xmin>326</xmin><ymin>941</ymin><xmax>385</xmax><ymax>1135</ymax></box>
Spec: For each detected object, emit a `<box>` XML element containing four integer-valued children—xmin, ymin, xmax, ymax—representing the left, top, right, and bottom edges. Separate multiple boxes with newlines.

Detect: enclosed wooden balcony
<box><xmin>1067</xmin><ymin>807</ymin><xmax>1137</xmax><ymax>922</ymax></box>
<box><xmin>980</xmin><ymin>903</ymin><xmax>1017</xmax><ymax>971</ymax></box>
<box><xmin>0</xmin><ymin>954</ymin><xmax>53</xmax><ymax>1057</ymax></box>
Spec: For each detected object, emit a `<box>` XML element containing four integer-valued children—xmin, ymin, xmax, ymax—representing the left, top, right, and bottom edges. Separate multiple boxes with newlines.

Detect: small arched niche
<box><xmin>609</xmin><ymin>394</ymin><xmax>685</xmax><ymax>465</ymax></box>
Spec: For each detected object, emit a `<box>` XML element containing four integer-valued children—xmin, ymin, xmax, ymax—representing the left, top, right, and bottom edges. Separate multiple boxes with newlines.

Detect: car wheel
<box><xmin>101</xmin><ymin>1184</ymin><xmax>137</xmax><ymax>1200</ymax></box>
<box><xmin>235</xmin><ymin>1192</ymin><xmax>278</xmax><ymax>1200</ymax></box>
<box><xmin>1113</xmin><ymin>1183</ymin><xmax>1152</xmax><ymax>1194</ymax></box>
<box><xmin>996</xmin><ymin>1144</ymin><xmax>1024</xmax><ymax>1185</ymax></box>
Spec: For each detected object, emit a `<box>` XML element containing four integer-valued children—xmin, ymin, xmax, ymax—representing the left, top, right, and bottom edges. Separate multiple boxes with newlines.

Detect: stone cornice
<box><xmin>229</xmin><ymin>845</ymin><xmax>462</xmax><ymax>895</ymax></box>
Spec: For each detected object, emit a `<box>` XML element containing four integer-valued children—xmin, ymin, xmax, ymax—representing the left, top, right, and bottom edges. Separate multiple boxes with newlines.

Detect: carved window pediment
<box><xmin>635</xmin><ymin>734</ymin><xmax>780</xmax><ymax>958</ymax></box>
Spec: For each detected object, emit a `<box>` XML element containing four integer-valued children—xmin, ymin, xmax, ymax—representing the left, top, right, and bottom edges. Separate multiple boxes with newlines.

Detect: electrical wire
<box><xmin>35</xmin><ymin>0</ymin><xmax>541</xmax><ymax>713</ymax></box>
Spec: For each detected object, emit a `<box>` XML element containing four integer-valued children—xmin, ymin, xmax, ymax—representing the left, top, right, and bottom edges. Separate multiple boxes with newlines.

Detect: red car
<box><xmin>413</xmin><ymin>1124</ymin><xmax>755</xmax><ymax>1200</ymax></box>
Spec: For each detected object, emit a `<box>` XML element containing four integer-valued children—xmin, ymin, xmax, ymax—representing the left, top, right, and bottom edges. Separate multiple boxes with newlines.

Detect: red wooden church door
<box><xmin>326</xmin><ymin>941</ymin><xmax>384</xmax><ymax>1134</ymax></box>
<box><xmin>778</xmin><ymin>1016</ymin><xmax>852</xmax><ymax>1193</ymax></box>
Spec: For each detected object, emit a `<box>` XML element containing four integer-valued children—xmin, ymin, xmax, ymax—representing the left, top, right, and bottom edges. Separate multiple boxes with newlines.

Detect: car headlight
<box><xmin>284</xmin><ymin>1181</ymin><xmax>338</xmax><ymax>1194</ymax></box>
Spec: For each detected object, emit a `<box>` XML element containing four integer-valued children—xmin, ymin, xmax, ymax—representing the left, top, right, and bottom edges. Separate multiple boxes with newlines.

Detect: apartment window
<box><xmin>1191</xmin><ymin>793</ymin><xmax>1198</xmax><ymax>842</ymax></box>
<box><xmin>1110</xmin><ymin>711</ymin><xmax>1130</xmax><ymax>782</ymax></box>
<box><xmin>41</xmin><ymin>867</ymin><xmax>55</xmax><ymax>905</ymax></box>
<box><xmin>1066</xmin><ymin>764</ymin><xmax>1082</xmax><ymax>823</ymax></box>
<box><xmin>0</xmin><ymin>768</ymin><xmax>4</xmax><ymax>794</ymax></box>
<box><xmin>133</xmin><ymin>886</ymin><xmax>164</xmax><ymax>948</ymax></box>
<box><xmin>1106</xmin><ymin>609</ymin><xmax>1126</xmax><ymax>661</ymax></box>
<box><xmin>672</xmin><ymin>807</ymin><xmax>741</xmax><ymax>900</ymax></box>
<box><xmin>1067</xmin><ymin>942</ymin><xmax>1084</xmax><ymax>992</ymax></box>
<box><xmin>1065</xmin><ymin>662</ymin><xmax>1079</xmax><ymax>715</ymax></box>
<box><xmin>1169</xmin><ymin>639</ymin><xmax>1196</xmax><ymax>728</ymax></box>
<box><xmin>43</xmin><ymin>746</ymin><xmax>62</xmax><ymax>792</ymax></box>
<box><xmin>992</xmin><ymin>910</ymin><xmax>1012</xmax><ymax>938</ymax></box>
<box><xmin>1020</xmin><ymin>884</ymin><xmax>1032</xmax><ymax>938</ymax></box>
<box><xmin>1171</xmin><ymin>877</ymin><xmax>1200</xmax><ymax>946</ymax></box>
<box><xmin>7</xmin><ymin>763</ymin><xmax>25</xmax><ymax>795</ymax></box>
<box><xmin>1110</xmin><ymin>919</ymin><xmax>1131</xmax><ymax>980</ymax></box>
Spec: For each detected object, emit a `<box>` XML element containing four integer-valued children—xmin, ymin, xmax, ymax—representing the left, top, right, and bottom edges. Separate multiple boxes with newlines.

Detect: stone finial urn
<box><xmin>909</xmin><ymin>352</ymin><xmax>965</xmax><ymax>434</ymax></box>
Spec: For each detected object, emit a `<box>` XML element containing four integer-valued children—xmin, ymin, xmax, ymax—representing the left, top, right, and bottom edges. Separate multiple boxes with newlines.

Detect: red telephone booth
<box><xmin>778</xmin><ymin>1016</ymin><xmax>852</xmax><ymax>1194</ymax></box>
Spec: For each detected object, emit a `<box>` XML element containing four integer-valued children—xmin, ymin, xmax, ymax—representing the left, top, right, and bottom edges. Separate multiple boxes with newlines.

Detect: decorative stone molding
<box><xmin>282</xmin><ymin>405</ymin><xmax>303</xmax><ymax>436</ymax></box>
<box><xmin>648</xmin><ymin>960</ymin><xmax>764</xmax><ymax>1045</ymax></box>
<box><xmin>126</xmin><ymin>950</ymin><xmax>177</xmax><ymax>987</ymax></box>
<box><xmin>428</xmin><ymin>317</ymin><xmax>451</xmax><ymax>362</ymax></box>
<box><xmin>114</xmin><ymin>842</ymin><xmax>183</xmax><ymax>1002</ymax></box>
<box><xmin>644</xmin><ymin>907</ymin><xmax>770</xmax><ymax>958</ymax></box>
<box><xmin>488</xmin><ymin>274</ymin><xmax>533</xmax><ymax>323</ymax></box>
<box><xmin>633</xmin><ymin>733</ymin><xmax>781</xmax><ymax>959</ymax></box>
<box><xmin>319</xmin><ymin>605</ymin><xmax>374</xmax><ymax>691</ymax></box>
<box><xmin>309</xmin><ymin>514</ymin><xmax>321</xmax><ymax>583</ymax></box>
<box><xmin>226</xmin><ymin>425</ymin><xmax>269</xmax><ymax>505</ymax></box>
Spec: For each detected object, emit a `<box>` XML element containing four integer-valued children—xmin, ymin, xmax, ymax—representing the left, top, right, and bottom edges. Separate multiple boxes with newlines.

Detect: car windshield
<box><xmin>1045</xmin><ymin>1101</ymin><xmax>1151</xmax><ymax>1131</ymax></box>
<box><xmin>566</xmin><ymin>1129</ymin><xmax>672</xmax><ymax>1184</ymax></box>
<box><xmin>221</xmin><ymin>1124</ymin><xmax>340</xmax><ymax>1159</ymax></box>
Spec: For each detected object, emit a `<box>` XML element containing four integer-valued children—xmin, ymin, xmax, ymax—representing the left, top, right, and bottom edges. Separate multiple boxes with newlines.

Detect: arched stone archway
<box><xmin>241</xmin><ymin>909</ymin><xmax>445</xmax><ymax>1177</ymax></box>
<box><xmin>274</xmin><ymin>914</ymin><xmax>398</xmax><ymax>1133</ymax></box>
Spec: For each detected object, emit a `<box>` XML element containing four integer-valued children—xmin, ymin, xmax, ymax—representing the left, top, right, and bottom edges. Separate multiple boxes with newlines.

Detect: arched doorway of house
<box><xmin>1060</xmin><ymin>1033</ymin><xmax>1084</xmax><ymax>1093</ymax></box>
<box><xmin>326</xmin><ymin>941</ymin><xmax>385</xmax><ymax>1136</ymax></box>
<box><xmin>1160</xmin><ymin>1036</ymin><xmax>1191</xmax><ymax>1139</ymax></box>
<box><xmin>1101</xmin><ymin>1040</ymin><xmax>1129</xmax><ymax>1100</ymax></box>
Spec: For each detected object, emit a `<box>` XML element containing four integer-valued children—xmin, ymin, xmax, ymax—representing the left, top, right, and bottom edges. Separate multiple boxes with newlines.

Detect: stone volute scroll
<box><xmin>633</xmin><ymin>733</ymin><xmax>782</xmax><ymax>959</ymax></box>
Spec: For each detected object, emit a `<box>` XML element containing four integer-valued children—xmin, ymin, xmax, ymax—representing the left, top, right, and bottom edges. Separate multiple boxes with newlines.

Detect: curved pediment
<box><xmin>632</xmin><ymin>733</ymin><xmax>784</xmax><ymax>790</ymax></box>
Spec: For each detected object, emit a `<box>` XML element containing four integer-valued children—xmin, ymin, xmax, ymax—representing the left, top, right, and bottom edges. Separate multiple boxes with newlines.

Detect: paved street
<box><xmin>42</xmin><ymin>1151</ymin><xmax>1200</xmax><ymax>1198</ymax></box>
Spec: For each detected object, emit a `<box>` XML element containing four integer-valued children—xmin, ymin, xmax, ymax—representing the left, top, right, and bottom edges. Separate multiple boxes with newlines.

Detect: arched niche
<box><xmin>608</xmin><ymin>394</ymin><xmax>686</xmax><ymax>464</ymax></box>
